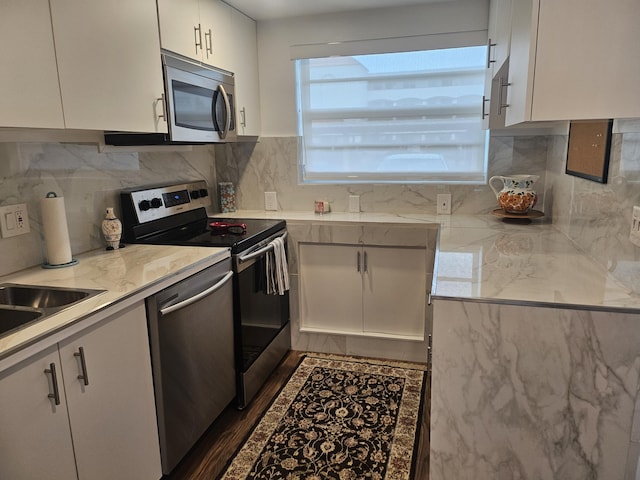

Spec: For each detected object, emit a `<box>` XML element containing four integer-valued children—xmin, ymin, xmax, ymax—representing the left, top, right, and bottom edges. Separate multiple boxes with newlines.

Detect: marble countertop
<box><xmin>0</xmin><ymin>244</ymin><xmax>229</xmax><ymax>364</ymax></box>
<box><xmin>216</xmin><ymin>209</ymin><xmax>640</xmax><ymax>312</ymax></box>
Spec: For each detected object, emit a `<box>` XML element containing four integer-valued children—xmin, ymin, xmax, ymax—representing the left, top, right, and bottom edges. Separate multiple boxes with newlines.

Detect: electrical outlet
<box><xmin>437</xmin><ymin>194</ymin><xmax>452</xmax><ymax>215</ymax></box>
<box><xmin>630</xmin><ymin>206</ymin><xmax>640</xmax><ymax>247</ymax></box>
<box><xmin>264</xmin><ymin>192</ymin><xmax>278</xmax><ymax>211</ymax></box>
<box><xmin>349</xmin><ymin>195</ymin><xmax>360</xmax><ymax>213</ymax></box>
<box><xmin>0</xmin><ymin>203</ymin><xmax>30</xmax><ymax>238</ymax></box>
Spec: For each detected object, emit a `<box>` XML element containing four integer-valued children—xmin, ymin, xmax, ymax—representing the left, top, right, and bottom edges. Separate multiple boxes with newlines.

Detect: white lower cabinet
<box><xmin>300</xmin><ymin>243</ymin><xmax>427</xmax><ymax>339</ymax></box>
<box><xmin>0</xmin><ymin>302</ymin><xmax>162</xmax><ymax>480</ymax></box>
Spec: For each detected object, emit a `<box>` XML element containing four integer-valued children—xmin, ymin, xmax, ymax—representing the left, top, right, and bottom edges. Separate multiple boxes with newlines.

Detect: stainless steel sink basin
<box><xmin>0</xmin><ymin>306</ymin><xmax>44</xmax><ymax>336</ymax></box>
<box><xmin>0</xmin><ymin>284</ymin><xmax>96</xmax><ymax>309</ymax></box>
<box><xmin>0</xmin><ymin>283</ymin><xmax>105</xmax><ymax>337</ymax></box>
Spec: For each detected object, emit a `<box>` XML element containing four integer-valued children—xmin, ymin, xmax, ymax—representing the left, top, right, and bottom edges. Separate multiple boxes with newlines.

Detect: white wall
<box><xmin>256</xmin><ymin>0</ymin><xmax>490</xmax><ymax>136</ymax></box>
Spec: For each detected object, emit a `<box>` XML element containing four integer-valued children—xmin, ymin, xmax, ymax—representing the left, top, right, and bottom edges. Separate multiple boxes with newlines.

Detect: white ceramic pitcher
<box><xmin>489</xmin><ymin>175</ymin><xmax>539</xmax><ymax>214</ymax></box>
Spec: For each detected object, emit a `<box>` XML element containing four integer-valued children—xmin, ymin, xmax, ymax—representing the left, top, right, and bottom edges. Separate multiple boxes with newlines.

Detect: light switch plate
<box><xmin>349</xmin><ymin>195</ymin><xmax>360</xmax><ymax>213</ymax></box>
<box><xmin>0</xmin><ymin>203</ymin><xmax>30</xmax><ymax>238</ymax></box>
<box><xmin>264</xmin><ymin>192</ymin><xmax>278</xmax><ymax>211</ymax></box>
<box><xmin>437</xmin><ymin>194</ymin><xmax>452</xmax><ymax>215</ymax></box>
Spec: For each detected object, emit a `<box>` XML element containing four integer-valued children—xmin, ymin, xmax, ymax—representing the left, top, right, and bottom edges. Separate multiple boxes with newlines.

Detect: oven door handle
<box><xmin>159</xmin><ymin>270</ymin><xmax>233</xmax><ymax>316</ymax></box>
<box><xmin>238</xmin><ymin>232</ymin><xmax>288</xmax><ymax>263</ymax></box>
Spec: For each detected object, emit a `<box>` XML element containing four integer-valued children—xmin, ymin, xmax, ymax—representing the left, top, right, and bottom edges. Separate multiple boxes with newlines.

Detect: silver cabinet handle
<box><xmin>363</xmin><ymin>251</ymin><xmax>368</xmax><ymax>273</ymax></box>
<box><xmin>160</xmin><ymin>271</ymin><xmax>233</xmax><ymax>316</ymax></box>
<box><xmin>74</xmin><ymin>346</ymin><xmax>89</xmax><ymax>386</ymax></box>
<box><xmin>240</xmin><ymin>107</ymin><xmax>247</xmax><ymax>128</ymax></box>
<box><xmin>497</xmin><ymin>76</ymin><xmax>511</xmax><ymax>115</ymax></box>
<box><xmin>357</xmin><ymin>251</ymin><xmax>361</xmax><ymax>272</ymax></box>
<box><xmin>157</xmin><ymin>93</ymin><xmax>166</xmax><ymax>121</ymax></box>
<box><xmin>482</xmin><ymin>95</ymin><xmax>490</xmax><ymax>119</ymax></box>
<box><xmin>486</xmin><ymin>38</ymin><xmax>496</xmax><ymax>68</ymax></box>
<box><xmin>194</xmin><ymin>24</ymin><xmax>202</xmax><ymax>53</ymax></box>
<box><xmin>205</xmin><ymin>29</ymin><xmax>213</xmax><ymax>56</ymax></box>
<box><xmin>44</xmin><ymin>363</ymin><xmax>61</xmax><ymax>405</ymax></box>
<box><xmin>427</xmin><ymin>333</ymin><xmax>433</xmax><ymax>371</ymax></box>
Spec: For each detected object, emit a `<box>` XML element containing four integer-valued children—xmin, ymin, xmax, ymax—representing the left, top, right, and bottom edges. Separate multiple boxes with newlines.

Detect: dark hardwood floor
<box><xmin>165</xmin><ymin>350</ymin><xmax>431</xmax><ymax>480</ymax></box>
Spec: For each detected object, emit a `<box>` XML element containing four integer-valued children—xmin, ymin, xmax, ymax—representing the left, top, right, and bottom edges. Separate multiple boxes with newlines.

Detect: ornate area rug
<box><xmin>220</xmin><ymin>354</ymin><xmax>426</xmax><ymax>480</ymax></box>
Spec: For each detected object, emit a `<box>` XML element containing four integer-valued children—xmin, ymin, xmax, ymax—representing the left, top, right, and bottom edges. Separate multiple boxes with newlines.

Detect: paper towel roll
<box><xmin>40</xmin><ymin>192</ymin><xmax>73</xmax><ymax>265</ymax></box>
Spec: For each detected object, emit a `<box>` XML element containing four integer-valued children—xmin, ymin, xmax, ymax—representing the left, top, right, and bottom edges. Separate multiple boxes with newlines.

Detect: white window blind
<box><xmin>296</xmin><ymin>46</ymin><xmax>488</xmax><ymax>184</ymax></box>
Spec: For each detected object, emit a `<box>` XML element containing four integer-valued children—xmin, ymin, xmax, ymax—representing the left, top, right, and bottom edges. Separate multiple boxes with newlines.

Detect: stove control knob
<box><xmin>190</xmin><ymin>190</ymin><xmax>200</xmax><ymax>199</ymax></box>
<box><xmin>199</xmin><ymin>189</ymin><xmax>208</xmax><ymax>198</ymax></box>
<box><xmin>150</xmin><ymin>198</ymin><xmax>163</xmax><ymax>209</ymax></box>
<box><xmin>139</xmin><ymin>200</ymin><xmax>151</xmax><ymax>211</ymax></box>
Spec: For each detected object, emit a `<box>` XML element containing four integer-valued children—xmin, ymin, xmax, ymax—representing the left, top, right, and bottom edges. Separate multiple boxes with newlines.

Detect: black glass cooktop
<box><xmin>139</xmin><ymin>217</ymin><xmax>286</xmax><ymax>253</ymax></box>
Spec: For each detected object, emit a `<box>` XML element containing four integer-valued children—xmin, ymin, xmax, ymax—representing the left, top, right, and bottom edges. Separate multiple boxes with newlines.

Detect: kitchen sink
<box><xmin>0</xmin><ymin>306</ymin><xmax>44</xmax><ymax>336</ymax></box>
<box><xmin>0</xmin><ymin>284</ymin><xmax>105</xmax><ymax>337</ymax></box>
<box><xmin>0</xmin><ymin>284</ymin><xmax>100</xmax><ymax>309</ymax></box>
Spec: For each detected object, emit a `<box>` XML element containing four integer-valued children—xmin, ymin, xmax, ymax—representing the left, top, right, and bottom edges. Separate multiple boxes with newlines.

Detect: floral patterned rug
<box><xmin>220</xmin><ymin>354</ymin><xmax>426</xmax><ymax>480</ymax></box>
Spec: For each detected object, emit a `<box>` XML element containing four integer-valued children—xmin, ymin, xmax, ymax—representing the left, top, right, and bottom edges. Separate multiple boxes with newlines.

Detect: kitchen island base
<box><xmin>430</xmin><ymin>299</ymin><xmax>640</xmax><ymax>480</ymax></box>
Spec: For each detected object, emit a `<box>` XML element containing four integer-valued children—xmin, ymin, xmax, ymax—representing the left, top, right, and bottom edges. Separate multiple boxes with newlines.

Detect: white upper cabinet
<box><xmin>0</xmin><ymin>0</ymin><xmax>64</xmax><ymax>129</ymax></box>
<box><xmin>49</xmin><ymin>0</ymin><xmax>167</xmax><ymax>133</ymax></box>
<box><xmin>157</xmin><ymin>0</ymin><xmax>201</xmax><ymax>60</ymax></box>
<box><xmin>490</xmin><ymin>0</ymin><xmax>512</xmax><ymax>74</ymax></box>
<box><xmin>230</xmin><ymin>8</ymin><xmax>262</xmax><ymax>137</ymax></box>
<box><xmin>199</xmin><ymin>0</ymin><xmax>233</xmax><ymax>70</ymax></box>
<box><xmin>506</xmin><ymin>0</ymin><xmax>640</xmax><ymax>125</ymax></box>
<box><xmin>158</xmin><ymin>0</ymin><xmax>233</xmax><ymax>71</ymax></box>
<box><xmin>482</xmin><ymin>0</ymin><xmax>512</xmax><ymax>129</ymax></box>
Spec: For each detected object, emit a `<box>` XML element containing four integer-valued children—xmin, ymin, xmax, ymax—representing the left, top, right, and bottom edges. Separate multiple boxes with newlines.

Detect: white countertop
<box><xmin>0</xmin><ymin>244</ymin><xmax>229</xmax><ymax>364</ymax></box>
<box><xmin>217</xmin><ymin>209</ymin><xmax>640</xmax><ymax>312</ymax></box>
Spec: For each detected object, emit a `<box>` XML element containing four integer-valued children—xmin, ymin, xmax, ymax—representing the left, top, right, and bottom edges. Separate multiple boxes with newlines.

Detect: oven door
<box><xmin>233</xmin><ymin>233</ymin><xmax>290</xmax><ymax>407</ymax></box>
<box><xmin>163</xmin><ymin>54</ymin><xmax>236</xmax><ymax>143</ymax></box>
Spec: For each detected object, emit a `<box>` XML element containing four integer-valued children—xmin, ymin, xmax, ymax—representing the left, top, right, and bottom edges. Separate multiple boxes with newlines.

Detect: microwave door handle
<box><xmin>217</xmin><ymin>84</ymin><xmax>231</xmax><ymax>139</ymax></box>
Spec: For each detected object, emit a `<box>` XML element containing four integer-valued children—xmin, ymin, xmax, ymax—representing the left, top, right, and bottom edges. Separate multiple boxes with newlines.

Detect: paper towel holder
<box><xmin>41</xmin><ymin>191</ymin><xmax>78</xmax><ymax>269</ymax></box>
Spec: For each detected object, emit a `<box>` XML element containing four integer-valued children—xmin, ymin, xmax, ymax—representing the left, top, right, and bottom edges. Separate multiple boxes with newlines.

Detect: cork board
<box><xmin>565</xmin><ymin>119</ymin><xmax>613</xmax><ymax>184</ymax></box>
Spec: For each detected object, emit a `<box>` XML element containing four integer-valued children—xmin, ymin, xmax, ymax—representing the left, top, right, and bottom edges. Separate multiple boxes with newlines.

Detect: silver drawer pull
<box><xmin>44</xmin><ymin>363</ymin><xmax>61</xmax><ymax>406</ymax></box>
<box><xmin>74</xmin><ymin>346</ymin><xmax>90</xmax><ymax>386</ymax></box>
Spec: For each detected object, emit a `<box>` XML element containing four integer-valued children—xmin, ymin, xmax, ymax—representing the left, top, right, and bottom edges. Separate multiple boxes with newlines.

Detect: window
<box><xmin>295</xmin><ymin>46</ymin><xmax>488</xmax><ymax>184</ymax></box>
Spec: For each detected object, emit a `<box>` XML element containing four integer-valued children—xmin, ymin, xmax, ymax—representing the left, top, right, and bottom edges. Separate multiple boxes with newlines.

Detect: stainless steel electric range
<box><xmin>120</xmin><ymin>181</ymin><xmax>290</xmax><ymax>411</ymax></box>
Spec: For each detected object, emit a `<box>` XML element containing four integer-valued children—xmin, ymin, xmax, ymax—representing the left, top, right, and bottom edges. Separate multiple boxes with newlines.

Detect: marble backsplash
<box><xmin>0</xmin><ymin>143</ymin><xmax>217</xmax><ymax>277</ymax></box>
<box><xmin>215</xmin><ymin>135</ymin><xmax>550</xmax><ymax>216</ymax></box>
<box><xmin>1</xmin><ymin>120</ymin><xmax>638</xmax><ymax>281</ymax></box>
<box><xmin>544</xmin><ymin>120</ymin><xmax>640</xmax><ymax>293</ymax></box>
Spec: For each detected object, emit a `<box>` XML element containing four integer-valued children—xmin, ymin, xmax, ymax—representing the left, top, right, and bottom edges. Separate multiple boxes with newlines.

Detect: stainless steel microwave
<box><xmin>105</xmin><ymin>51</ymin><xmax>236</xmax><ymax>145</ymax></box>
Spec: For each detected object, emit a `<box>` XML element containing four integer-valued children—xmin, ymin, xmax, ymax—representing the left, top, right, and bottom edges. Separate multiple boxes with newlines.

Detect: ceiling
<box><xmin>224</xmin><ymin>0</ymin><xmax>452</xmax><ymax>21</ymax></box>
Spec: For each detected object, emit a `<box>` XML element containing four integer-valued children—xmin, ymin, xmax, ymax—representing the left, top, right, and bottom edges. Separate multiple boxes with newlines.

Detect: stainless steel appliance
<box><xmin>105</xmin><ymin>51</ymin><xmax>236</xmax><ymax>145</ymax></box>
<box><xmin>146</xmin><ymin>259</ymin><xmax>234</xmax><ymax>474</ymax></box>
<box><xmin>120</xmin><ymin>181</ymin><xmax>290</xmax><ymax>413</ymax></box>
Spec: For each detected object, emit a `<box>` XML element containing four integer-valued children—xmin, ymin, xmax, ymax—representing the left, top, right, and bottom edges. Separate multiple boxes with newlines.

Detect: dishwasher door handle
<box><xmin>159</xmin><ymin>270</ymin><xmax>233</xmax><ymax>316</ymax></box>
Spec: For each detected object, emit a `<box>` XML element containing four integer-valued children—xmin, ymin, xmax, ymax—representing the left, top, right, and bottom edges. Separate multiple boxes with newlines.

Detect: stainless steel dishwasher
<box><xmin>146</xmin><ymin>257</ymin><xmax>235</xmax><ymax>475</ymax></box>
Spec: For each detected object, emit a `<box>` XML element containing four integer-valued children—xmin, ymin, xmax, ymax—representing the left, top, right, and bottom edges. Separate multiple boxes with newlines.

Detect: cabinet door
<box><xmin>0</xmin><ymin>0</ymin><xmax>64</xmax><ymax>128</ymax></box>
<box><xmin>532</xmin><ymin>0</ymin><xmax>640</xmax><ymax>121</ymax></box>
<box><xmin>50</xmin><ymin>0</ymin><xmax>167</xmax><ymax>133</ymax></box>
<box><xmin>231</xmin><ymin>8</ymin><xmax>262</xmax><ymax>136</ymax></box>
<box><xmin>199</xmin><ymin>0</ymin><xmax>233</xmax><ymax>70</ymax></box>
<box><xmin>0</xmin><ymin>345</ymin><xmax>77</xmax><ymax>479</ymax></box>
<box><xmin>362</xmin><ymin>246</ymin><xmax>426</xmax><ymax>338</ymax></box>
<box><xmin>504</xmin><ymin>0</ymin><xmax>538</xmax><ymax>126</ymax></box>
<box><xmin>157</xmin><ymin>0</ymin><xmax>201</xmax><ymax>61</ymax></box>
<box><xmin>60</xmin><ymin>302</ymin><xmax>161</xmax><ymax>480</ymax></box>
<box><xmin>299</xmin><ymin>243</ymin><xmax>363</xmax><ymax>333</ymax></box>
<box><xmin>492</xmin><ymin>0</ymin><xmax>512</xmax><ymax>73</ymax></box>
